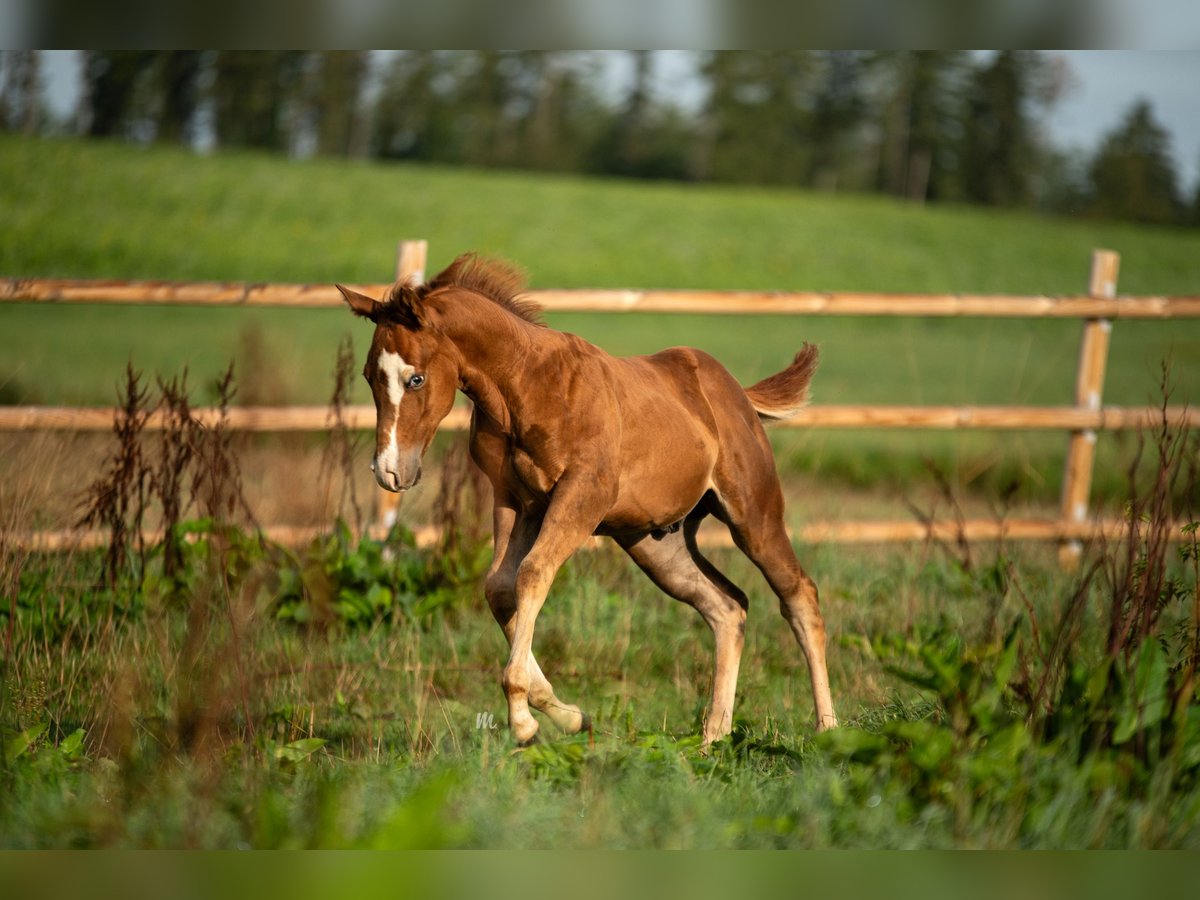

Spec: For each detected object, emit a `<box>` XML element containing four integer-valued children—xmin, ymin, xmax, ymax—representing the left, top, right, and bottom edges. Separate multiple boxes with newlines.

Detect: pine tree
<box><xmin>873</xmin><ymin>52</ymin><xmax>969</xmax><ymax>202</ymax></box>
<box><xmin>515</xmin><ymin>52</ymin><xmax>604</xmax><ymax>173</ymax></box>
<box><xmin>372</xmin><ymin>51</ymin><xmax>458</xmax><ymax>162</ymax></box>
<box><xmin>1</xmin><ymin>50</ymin><xmax>43</xmax><ymax>134</ymax></box>
<box><xmin>1089</xmin><ymin>99</ymin><xmax>1183</xmax><ymax>225</ymax></box>
<box><xmin>155</xmin><ymin>52</ymin><xmax>202</xmax><ymax>145</ymax></box>
<box><xmin>697</xmin><ymin>51</ymin><xmax>816</xmax><ymax>185</ymax></box>
<box><xmin>1191</xmin><ymin>152</ymin><xmax>1200</xmax><ymax>227</ymax></box>
<box><xmin>211</xmin><ymin>52</ymin><xmax>305</xmax><ymax>152</ymax></box>
<box><xmin>960</xmin><ymin>51</ymin><xmax>1044</xmax><ymax>207</ymax></box>
<box><xmin>311</xmin><ymin>51</ymin><xmax>369</xmax><ymax>157</ymax></box>
<box><xmin>82</xmin><ymin>51</ymin><xmax>156</xmax><ymax>138</ymax></box>
<box><xmin>606</xmin><ymin>51</ymin><xmax>653</xmax><ymax>176</ymax></box>
<box><xmin>807</xmin><ymin>51</ymin><xmax>868</xmax><ymax>191</ymax></box>
<box><xmin>455</xmin><ymin>51</ymin><xmax>515</xmax><ymax>167</ymax></box>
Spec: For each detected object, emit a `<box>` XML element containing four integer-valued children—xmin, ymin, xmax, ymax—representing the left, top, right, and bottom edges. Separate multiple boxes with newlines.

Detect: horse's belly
<box><xmin>598</xmin><ymin>445</ymin><xmax>713</xmax><ymax>535</ymax></box>
<box><xmin>597</xmin><ymin>495</ymin><xmax>705</xmax><ymax>535</ymax></box>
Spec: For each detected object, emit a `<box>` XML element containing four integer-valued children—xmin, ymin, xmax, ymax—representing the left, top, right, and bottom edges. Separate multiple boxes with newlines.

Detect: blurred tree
<box><xmin>81</xmin><ymin>51</ymin><xmax>156</xmax><ymax>138</ymax></box>
<box><xmin>1191</xmin><ymin>153</ymin><xmax>1200</xmax><ymax>227</ymax></box>
<box><xmin>485</xmin><ymin>51</ymin><xmax>553</xmax><ymax>169</ymax></box>
<box><xmin>454</xmin><ymin>51</ymin><xmax>515</xmax><ymax>167</ymax></box>
<box><xmin>590</xmin><ymin>51</ymin><xmax>692</xmax><ymax>180</ymax></box>
<box><xmin>373</xmin><ymin>51</ymin><xmax>612</xmax><ymax>173</ymax></box>
<box><xmin>311</xmin><ymin>51</ymin><xmax>369</xmax><ymax>157</ymax></box>
<box><xmin>516</xmin><ymin>52</ymin><xmax>606</xmax><ymax>173</ymax></box>
<box><xmin>154</xmin><ymin>51</ymin><xmax>202</xmax><ymax>145</ymax></box>
<box><xmin>372</xmin><ymin>51</ymin><xmax>461</xmax><ymax>162</ymax></box>
<box><xmin>604</xmin><ymin>50</ymin><xmax>653</xmax><ymax>175</ymax></box>
<box><xmin>696</xmin><ymin>51</ymin><xmax>817</xmax><ymax>185</ymax></box>
<box><xmin>1088</xmin><ymin>99</ymin><xmax>1183</xmax><ymax>225</ymax></box>
<box><xmin>806</xmin><ymin>51</ymin><xmax>869</xmax><ymax>191</ymax></box>
<box><xmin>960</xmin><ymin>51</ymin><xmax>1052</xmax><ymax>207</ymax></box>
<box><xmin>1035</xmin><ymin>146</ymin><xmax>1092</xmax><ymax>217</ymax></box>
<box><xmin>1</xmin><ymin>50</ymin><xmax>43</xmax><ymax>135</ymax></box>
<box><xmin>211</xmin><ymin>52</ymin><xmax>305</xmax><ymax>152</ymax></box>
<box><xmin>871</xmin><ymin>52</ymin><xmax>970</xmax><ymax>203</ymax></box>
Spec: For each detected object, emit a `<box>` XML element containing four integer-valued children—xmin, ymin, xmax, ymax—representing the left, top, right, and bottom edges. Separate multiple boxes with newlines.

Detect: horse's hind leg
<box><xmin>618</xmin><ymin>518</ymin><xmax>748</xmax><ymax>745</ymax></box>
<box><xmin>709</xmin><ymin>486</ymin><xmax>837</xmax><ymax>731</ymax></box>
<box><xmin>486</xmin><ymin>504</ymin><xmax>587</xmax><ymax>738</ymax></box>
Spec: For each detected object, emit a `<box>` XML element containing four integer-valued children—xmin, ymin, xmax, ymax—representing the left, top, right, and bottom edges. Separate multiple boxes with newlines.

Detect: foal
<box><xmin>337</xmin><ymin>254</ymin><xmax>836</xmax><ymax>745</ymax></box>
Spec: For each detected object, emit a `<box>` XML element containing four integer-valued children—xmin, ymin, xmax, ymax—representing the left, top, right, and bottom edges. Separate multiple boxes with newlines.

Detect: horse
<box><xmin>336</xmin><ymin>253</ymin><xmax>837</xmax><ymax>746</ymax></box>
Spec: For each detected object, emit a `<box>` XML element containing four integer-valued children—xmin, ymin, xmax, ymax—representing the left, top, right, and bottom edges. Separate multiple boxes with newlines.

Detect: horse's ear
<box><xmin>335</xmin><ymin>284</ymin><xmax>381</xmax><ymax>322</ymax></box>
<box><xmin>380</xmin><ymin>283</ymin><xmax>426</xmax><ymax>330</ymax></box>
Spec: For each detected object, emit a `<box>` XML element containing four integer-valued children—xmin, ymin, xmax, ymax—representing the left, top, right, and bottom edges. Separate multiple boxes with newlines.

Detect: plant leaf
<box><xmin>1113</xmin><ymin>640</ymin><xmax>1170</xmax><ymax>744</ymax></box>
<box><xmin>58</xmin><ymin>728</ymin><xmax>86</xmax><ymax>759</ymax></box>
<box><xmin>5</xmin><ymin>722</ymin><xmax>48</xmax><ymax>763</ymax></box>
<box><xmin>275</xmin><ymin>737</ymin><xmax>327</xmax><ymax>762</ymax></box>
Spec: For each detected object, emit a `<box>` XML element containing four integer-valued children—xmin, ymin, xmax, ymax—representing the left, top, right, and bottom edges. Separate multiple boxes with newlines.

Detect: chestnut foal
<box><xmin>337</xmin><ymin>254</ymin><xmax>836</xmax><ymax>745</ymax></box>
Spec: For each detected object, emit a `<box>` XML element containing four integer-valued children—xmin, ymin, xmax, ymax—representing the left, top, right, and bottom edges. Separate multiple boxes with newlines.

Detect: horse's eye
<box><xmin>408</xmin><ymin>374</ymin><xmax>425</xmax><ymax>390</ymax></box>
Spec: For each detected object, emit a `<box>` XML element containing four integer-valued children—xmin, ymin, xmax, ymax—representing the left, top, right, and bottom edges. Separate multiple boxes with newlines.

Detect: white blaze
<box><xmin>376</xmin><ymin>351</ymin><xmax>414</xmax><ymax>483</ymax></box>
<box><xmin>378</xmin><ymin>350</ymin><xmax>412</xmax><ymax>408</ymax></box>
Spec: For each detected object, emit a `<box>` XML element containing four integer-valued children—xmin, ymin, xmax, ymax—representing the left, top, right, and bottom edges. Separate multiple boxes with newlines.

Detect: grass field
<box><xmin>4</xmin><ymin>487</ymin><xmax>1199</xmax><ymax>848</ymax></box>
<box><xmin>2</xmin><ymin>136</ymin><xmax>1199</xmax><ymax>848</ymax></box>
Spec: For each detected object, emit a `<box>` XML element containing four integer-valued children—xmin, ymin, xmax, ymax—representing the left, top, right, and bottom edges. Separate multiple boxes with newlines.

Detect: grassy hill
<box><xmin>2</xmin><ymin>135</ymin><xmax>1198</xmax><ymax>503</ymax></box>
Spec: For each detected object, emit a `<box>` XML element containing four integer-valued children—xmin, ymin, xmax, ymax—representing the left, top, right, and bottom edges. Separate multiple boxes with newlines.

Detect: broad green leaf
<box><xmin>1180</xmin><ymin>706</ymin><xmax>1200</xmax><ymax>770</ymax></box>
<box><xmin>275</xmin><ymin>737</ymin><xmax>327</xmax><ymax>762</ymax></box>
<box><xmin>58</xmin><ymin>728</ymin><xmax>86</xmax><ymax>759</ymax></box>
<box><xmin>888</xmin><ymin>720</ymin><xmax>955</xmax><ymax>773</ymax></box>
<box><xmin>5</xmin><ymin>722</ymin><xmax>48</xmax><ymax>763</ymax></box>
<box><xmin>366</xmin><ymin>583</ymin><xmax>393</xmax><ymax>611</ymax></box>
<box><xmin>1113</xmin><ymin>640</ymin><xmax>1170</xmax><ymax>744</ymax></box>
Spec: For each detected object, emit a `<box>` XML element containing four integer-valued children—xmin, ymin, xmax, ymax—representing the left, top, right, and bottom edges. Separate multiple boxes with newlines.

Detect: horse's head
<box><xmin>336</xmin><ymin>281</ymin><xmax>459</xmax><ymax>492</ymax></box>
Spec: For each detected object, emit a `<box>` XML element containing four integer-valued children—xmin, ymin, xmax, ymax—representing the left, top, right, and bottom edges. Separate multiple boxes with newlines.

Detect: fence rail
<box><xmin>4</xmin><ymin>242</ymin><xmax>1198</xmax><ymax>561</ymax></box>
<box><xmin>10</xmin><ymin>516</ymin><xmax>1167</xmax><ymax>554</ymax></box>
<box><xmin>4</xmin><ymin>278</ymin><xmax>1200</xmax><ymax>319</ymax></box>
<box><xmin>3</xmin><ymin>404</ymin><xmax>1197</xmax><ymax>433</ymax></box>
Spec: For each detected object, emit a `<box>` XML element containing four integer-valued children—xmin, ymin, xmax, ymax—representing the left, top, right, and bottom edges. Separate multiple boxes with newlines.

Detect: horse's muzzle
<box><xmin>372</xmin><ymin>449</ymin><xmax>422</xmax><ymax>492</ymax></box>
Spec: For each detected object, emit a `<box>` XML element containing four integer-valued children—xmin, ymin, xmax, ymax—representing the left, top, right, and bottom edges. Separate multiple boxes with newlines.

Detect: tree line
<box><xmin>2</xmin><ymin>50</ymin><xmax>1196</xmax><ymax>227</ymax></box>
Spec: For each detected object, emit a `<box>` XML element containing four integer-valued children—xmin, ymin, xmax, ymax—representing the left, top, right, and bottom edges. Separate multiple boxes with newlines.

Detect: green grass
<box><xmin>3</xmin><ymin>526</ymin><xmax>1198</xmax><ymax>849</ymax></box>
<box><xmin>2</xmin><ymin>135</ymin><xmax>1197</xmax><ymax>507</ymax></box>
<box><xmin>4</xmin><ymin>136</ymin><xmax>1198</xmax><ymax>292</ymax></box>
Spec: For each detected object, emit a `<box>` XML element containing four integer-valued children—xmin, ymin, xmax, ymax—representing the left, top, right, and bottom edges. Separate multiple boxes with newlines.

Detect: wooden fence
<box><xmin>4</xmin><ymin>241</ymin><xmax>1199</xmax><ymax>562</ymax></box>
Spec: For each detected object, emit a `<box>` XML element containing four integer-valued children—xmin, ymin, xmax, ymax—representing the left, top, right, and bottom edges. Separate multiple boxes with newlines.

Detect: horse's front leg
<box><xmin>502</xmin><ymin>476</ymin><xmax>607</xmax><ymax>745</ymax></box>
<box><xmin>485</xmin><ymin>501</ymin><xmax>587</xmax><ymax>736</ymax></box>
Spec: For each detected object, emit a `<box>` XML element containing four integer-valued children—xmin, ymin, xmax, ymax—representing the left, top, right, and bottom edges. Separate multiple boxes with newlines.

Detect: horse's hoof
<box><xmin>513</xmin><ymin>719</ymin><xmax>541</xmax><ymax>747</ymax></box>
<box><xmin>516</xmin><ymin>731</ymin><xmax>541</xmax><ymax>748</ymax></box>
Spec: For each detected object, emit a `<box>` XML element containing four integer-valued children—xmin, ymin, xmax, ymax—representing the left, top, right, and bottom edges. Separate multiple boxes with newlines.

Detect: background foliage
<box><xmin>3</xmin><ymin>50</ymin><xmax>1198</xmax><ymax>226</ymax></box>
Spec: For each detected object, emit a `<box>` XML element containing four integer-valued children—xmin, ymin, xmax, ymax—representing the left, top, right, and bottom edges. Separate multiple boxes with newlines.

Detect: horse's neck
<box><xmin>440</xmin><ymin>295</ymin><xmax>555</xmax><ymax>433</ymax></box>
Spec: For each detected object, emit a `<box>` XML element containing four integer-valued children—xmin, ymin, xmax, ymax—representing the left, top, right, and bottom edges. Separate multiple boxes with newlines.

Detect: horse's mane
<box><xmin>416</xmin><ymin>252</ymin><xmax>544</xmax><ymax>326</ymax></box>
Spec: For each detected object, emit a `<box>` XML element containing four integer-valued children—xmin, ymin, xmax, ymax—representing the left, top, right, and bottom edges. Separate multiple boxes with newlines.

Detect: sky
<box><xmin>1048</xmin><ymin>51</ymin><xmax>1200</xmax><ymax>184</ymax></box>
<box><xmin>34</xmin><ymin>50</ymin><xmax>1200</xmax><ymax>192</ymax></box>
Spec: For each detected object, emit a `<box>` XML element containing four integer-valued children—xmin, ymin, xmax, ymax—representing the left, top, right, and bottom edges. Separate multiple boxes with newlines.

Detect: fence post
<box><xmin>1058</xmin><ymin>249</ymin><xmax>1120</xmax><ymax>569</ymax></box>
<box><xmin>373</xmin><ymin>239</ymin><xmax>428</xmax><ymax>535</ymax></box>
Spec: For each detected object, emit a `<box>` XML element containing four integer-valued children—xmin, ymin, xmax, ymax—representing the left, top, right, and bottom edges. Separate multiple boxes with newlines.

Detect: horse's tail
<box><xmin>744</xmin><ymin>343</ymin><xmax>819</xmax><ymax>423</ymax></box>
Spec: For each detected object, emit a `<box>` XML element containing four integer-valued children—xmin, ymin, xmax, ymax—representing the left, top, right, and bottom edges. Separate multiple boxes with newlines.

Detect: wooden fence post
<box><xmin>1058</xmin><ymin>249</ymin><xmax>1120</xmax><ymax>569</ymax></box>
<box><xmin>374</xmin><ymin>239</ymin><xmax>428</xmax><ymax>535</ymax></box>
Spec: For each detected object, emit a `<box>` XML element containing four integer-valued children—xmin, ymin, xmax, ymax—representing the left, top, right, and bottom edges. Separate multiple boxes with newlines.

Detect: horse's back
<box><xmin>632</xmin><ymin>346</ymin><xmax>782</xmax><ymax>487</ymax></box>
<box><xmin>637</xmin><ymin>347</ymin><xmax>763</xmax><ymax>428</ymax></box>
